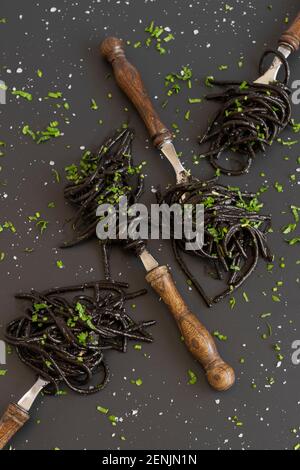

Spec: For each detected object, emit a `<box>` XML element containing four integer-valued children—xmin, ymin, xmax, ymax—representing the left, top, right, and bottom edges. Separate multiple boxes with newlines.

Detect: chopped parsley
<box><xmin>288</xmin><ymin>238</ymin><xmax>300</xmax><ymax>246</ymax></box>
<box><xmin>283</xmin><ymin>206</ymin><xmax>300</xmax><ymax>245</ymax></box>
<box><xmin>90</xmin><ymin>98</ymin><xmax>99</xmax><ymax>110</ymax></box>
<box><xmin>205</xmin><ymin>76</ymin><xmax>215</xmax><ymax>88</ymax></box>
<box><xmin>28</xmin><ymin>212</ymin><xmax>49</xmax><ymax>234</ymax></box>
<box><xmin>188</xmin><ymin>98</ymin><xmax>202</xmax><ymax>104</ymax></box>
<box><xmin>187</xmin><ymin>369</ymin><xmax>198</xmax><ymax>385</ymax></box>
<box><xmin>22</xmin><ymin>121</ymin><xmax>62</xmax><ymax>144</ymax></box>
<box><xmin>131</xmin><ymin>378</ymin><xmax>143</xmax><ymax>387</ymax></box>
<box><xmin>47</xmin><ymin>91</ymin><xmax>63</xmax><ymax>99</ymax></box>
<box><xmin>274</xmin><ymin>182</ymin><xmax>284</xmax><ymax>193</ymax></box>
<box><xmin>97</xmin><ymin>406</ymin><xmax>109</xmax><ymax>415</ymax></box>
<box><xmin>213</xmin><ymin>331</ymin><xmax>228</xmax><ymax>341</ymax></box>
<box><xmin>144</xmin><ymin>21</ymin><xmax>175</xmax><ymax>54</ymax></box>
<box><xmin>277</xmin><ymin>138</ymin><xmax>298</xmax><ymax>147</ymax></box>
<box><xmin>11</xmin><ymin>90</ymin><xmax>33</xmax><ymax>101</ymax></box>
<box><xmin>165</xmin><ymin>66</ymin><xmax>193</xmax><ymax>97</ymax></box>
<box><xmin>0</xmin><ymin>221</ymin><xmax>16</xmax><ymax>233</ymax></box>
<box><xmin>261</xmin><ymin>322</ymin><xmax>272</xmax><ymax>340</ymax></box>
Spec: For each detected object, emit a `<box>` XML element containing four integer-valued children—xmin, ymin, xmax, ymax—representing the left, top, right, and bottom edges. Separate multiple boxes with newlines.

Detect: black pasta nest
<box><xmin>63</xmin><ymin>128</ymin><xmax>145</xmax><ymax>248</ymax></box>
<box><xmin>6</xmin><ymin>281</ymin><xmax>155</xmax><ymax>395</ymax></box>
<box><xmin>200</xmin><ymin>50</ymin><xmax>292</xmax><ymax>175</ymax></box>
<box><xmin>160</xmin><ymin>179</ymin><xmax>273</xmax><ymax>306</ymax></box>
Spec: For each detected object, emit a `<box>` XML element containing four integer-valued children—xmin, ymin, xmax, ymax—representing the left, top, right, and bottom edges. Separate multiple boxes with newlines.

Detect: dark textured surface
<box><xmin>0</xmin><ymin>0</ymin><xmax>300</xmax><ymax>451</ymax></box>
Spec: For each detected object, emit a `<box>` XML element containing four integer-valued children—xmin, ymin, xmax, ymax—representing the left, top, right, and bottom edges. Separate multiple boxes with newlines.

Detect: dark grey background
<box><xmin>0</xmin><ymin>0</ymin><xmax>300</xmax><ymax>451</ymax></box>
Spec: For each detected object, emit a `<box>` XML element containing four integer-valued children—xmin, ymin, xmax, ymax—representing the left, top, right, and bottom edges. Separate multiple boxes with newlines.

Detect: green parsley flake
<box><xmin>277</xmin><ymin>138</ymin><xmax>298</xmax><ymax>147</ymax></box>
<box><xmin>274</xmin><ymin>182</ymin><xmax>284</xmax><ymax>193</ymax></box>
<box><xmin>231</xmin><ymin>415</ymin><xmax>243</xmax><ymax>427</ymax></box>
<box><xmin>213</xmin><ymin>331</ymin><xmax>228</xmax><ymax>341</ymax></box>
<box><xmin>108</xmin><ymin>415</ymin><xmax>118</xmax><ymax>425</ymax></box>
<box><xmin>261</xmin><ymin>322</ymin><xmax>272</xmax><ymax>340</ymax></box>
<box><xmin>97</xmin><ymin>406</ymin><xmax>109</xmax><ymax>415</ymax></box>
<box><xmin>187</xmin><ymin>369</ymin><xmax>198</xmax><ymax>385</ymax></box>
<box><xmin>12</xmin><ymin>90</ymin><xmax>33</xmax><ymax>101</ymax></box>
<box><xmin>205</xmin><ymin>76</ymin><xmax>215</xmax><ymax>87</ymax></box>
<box><xmin>188</xmin><ymin>98</ymin><xmax>202</xmax><ymax>104</ymax></box>
<box><xmin>131</xmin><ymin>378</ymin><xmax>143</xmax><ymax>387</ymax></box>
<box><xmin>90</xmin><ymin>99</ymin><xmax>99</xmax><ymax>110</ymax></box>
<box><xmin>47</xmin><ymin>91</ymin><xmax>63</xmax><ymax>99</ymax></box>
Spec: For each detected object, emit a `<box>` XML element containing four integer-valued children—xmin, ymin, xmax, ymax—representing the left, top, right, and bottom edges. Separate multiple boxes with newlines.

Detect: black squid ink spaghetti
<box><xmin>6</xmin><ymin>129</ymin><xmax>155</xmax><ymax>395</ymax></box>
<box><xmin>63</xmin><ymin>128</ymin><xmax>144</xmax><ymax>248</ymax></box>
<box><xmin>160</xmin><ymin>179</ymin><xmax>273</xmax><ymax>306</ymax></box>
<box><xmin>6</xmin><ymin>281</ymin><xmax>154</xmax><ymax>395</ymax></box>
<box><xmin>200</xmin><ymin>50</ymin><xmax>292</xmax><ymax>175</ymax></box>
<box><xmin>62</xmin><ymin>127</ymin><xmax>146</xmax><ymax>278</ymax></box>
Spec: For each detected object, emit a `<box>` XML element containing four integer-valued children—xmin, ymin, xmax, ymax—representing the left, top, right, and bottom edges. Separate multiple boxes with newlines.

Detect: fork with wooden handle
<box><xmin>100</xmin><ymin>37</ymin><xmax>189</xmax><ymax>186</ymax></box>
<box><xmin>255</xmin><ymin>11</ymin><xmax>300</xmax><ymax>85</ymax></box>
<box><xmin>0</xmin><ymin>377</ymin><xmax>48</xmax><ymax>450</ymax></box>
<box><xmin>100</xmin><ymin>38</ymin><xmax>235</xmax><ymax>392</ymax></box>
<box><xmin>139</xmin><ymin>250</ymin><xmax>234</xmax><ymax>391</ymax></box>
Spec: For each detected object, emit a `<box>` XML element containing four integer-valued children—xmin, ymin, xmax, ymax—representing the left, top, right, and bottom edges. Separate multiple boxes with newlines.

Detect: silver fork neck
<box><xmin>160</xmin><ymin>141</ymin><xmax>190</xmax><ymax>184</ymax></box>
<box><xmin>255</xmin><ymin>45</ymin><xmax>292</xmax><ymax>85</ymax></box>
<box><xmin>17</xmin><ymin>377</ymin><xmax>49</xmax><ymax>412</ymax></box>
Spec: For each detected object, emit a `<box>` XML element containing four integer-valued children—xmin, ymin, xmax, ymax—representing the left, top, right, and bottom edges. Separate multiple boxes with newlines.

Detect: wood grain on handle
<box><xmin>0</xmin><ymin>404</ymin><xmax>29</xmax><ymax>450</ymax></box>
<box><xmin>100</xmin><ymin>37</ymin><xmax>173</xmax><ymax>149</ymax></box>
<box><xmin>279</xmin><ymin>12</ymin><xmax>300</xmax><ymax>51</ymax></box>
<box><xmin>146</xmin><ymin>266</ymin><xmax>235</xmax><ymax>392</ymax></box>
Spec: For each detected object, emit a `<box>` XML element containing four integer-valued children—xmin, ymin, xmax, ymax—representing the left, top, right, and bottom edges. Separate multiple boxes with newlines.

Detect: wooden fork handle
<box><xmin>100</xmin><ymin>37</ymin><xmax>173</xmax><ymax>149</ymax></box>
<box><xmin>0</xmin><ymin>403</ymin><xmax>29</xmax><ymax>450</ymax></box>
<box><xmin>279</xmin><ymin>11</ymin><xmax>300</xmax><ymax>51</ymax></box>
<box><xmin>146</xmin><ymin>266</ymin><xmax>235</xmax><ymax>392</ymax></box>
